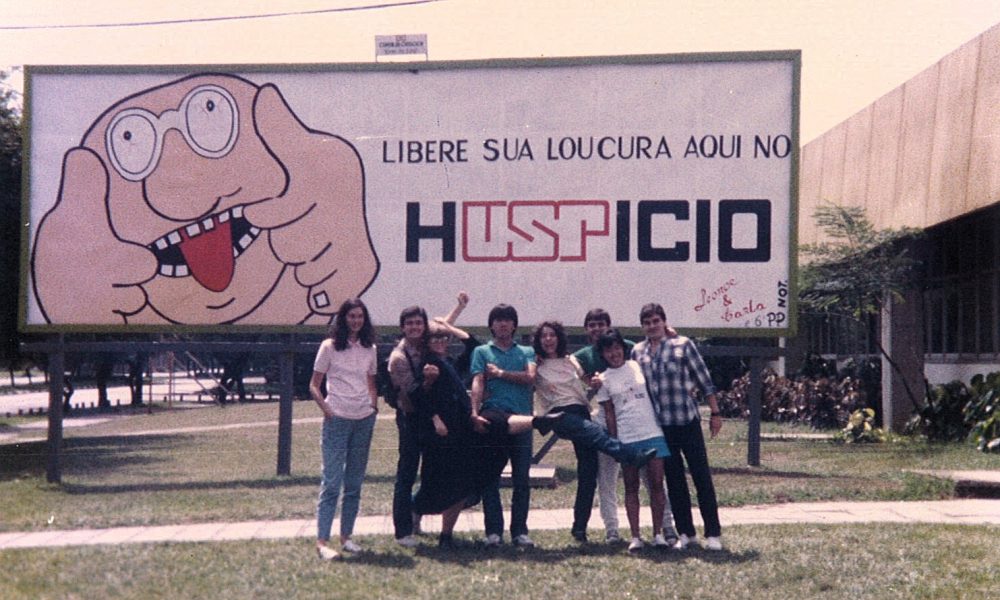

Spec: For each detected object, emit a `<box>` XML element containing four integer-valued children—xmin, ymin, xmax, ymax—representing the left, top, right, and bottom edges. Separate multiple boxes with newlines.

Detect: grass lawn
<box><xmin>2</xmin><ymin>401</ymin><xmax>998</xmax><ymax>533</ymax></box>
<box><xmin>2</xmin><ymin>401</ymin><xmax>999</xmax><ymax>598</ymax></box>
<box><xmin>2</xmin><ymin>524</ymin><xmax>998</xmax><ymax>599</ymax></box>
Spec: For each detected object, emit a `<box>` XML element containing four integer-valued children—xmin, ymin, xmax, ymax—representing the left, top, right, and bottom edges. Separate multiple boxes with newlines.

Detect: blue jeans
<box><xmin>549</xmin><ymin>407</ymin><xmax>646</xmax><ymax>465</ymax></box>
<box><xmin>662</xmin><ymin>420</ymin><xmax>721</xmax><ymax>538</ymax></box>
<box><xmin>316</xmin><ymin>413</ymin><xmax>376</xmax><ymax>541</ymax></box>
<box><xmin>391</xmin><ymin>410</ymin><xmax>420</xmax><ymax>538</ymax></box>
<box><xmin>550</xmin><ymin>404</ymin><xmax>599</xmax><ymax>535</ymax></box>
<box><xmin>482</xmin><ymin>428</ymin><xmax>532</xmax><ymax>538</ymax></box>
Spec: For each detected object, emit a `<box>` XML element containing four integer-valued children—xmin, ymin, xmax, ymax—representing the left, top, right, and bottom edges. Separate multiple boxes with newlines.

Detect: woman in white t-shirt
<box><xmin>595</xmin><ymin>329</ymin><xmax>671</xmax><ymax>552</ymax></box>
<box><xmin>310</xmin><ymin>298</ymin><xmax>379</xmax><ymax>561</ymax></box>
<box><xmin>533</xmin><ymin>321</ymin><xmax>600</xmax><ymax>543</ymax></box>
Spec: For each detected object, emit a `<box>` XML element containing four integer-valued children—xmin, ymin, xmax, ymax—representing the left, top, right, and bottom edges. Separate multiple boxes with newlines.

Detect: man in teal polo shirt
<box><xmin>470</xmin><ymin>304</ymin><xmax>537</xmax><ymax>547</ymax></box>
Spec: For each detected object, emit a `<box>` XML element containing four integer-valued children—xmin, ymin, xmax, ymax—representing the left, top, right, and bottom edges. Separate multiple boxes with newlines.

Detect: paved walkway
<box><xmin>2</xmin><ymin>499</ymin><xmax>998</xmax><ymax>550</ymax></box>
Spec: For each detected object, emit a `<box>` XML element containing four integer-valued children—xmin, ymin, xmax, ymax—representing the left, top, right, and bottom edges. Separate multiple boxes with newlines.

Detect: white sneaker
<box><xmin>673</xmin><ymin>533</ymin><xmax>691</xmax><ymax>550</ymax></box>
<box><xmin>705</xmin><ymin>536</ymin><xmax>723</xmax><ymax>551</ymax></box>
<box><xmin>512</xmin><ymin>534</ymin><xmax>535</xmax><ymax>548</ymax></box>
<box><xmin>341</xmin><ymin>539</ymin><xmax>362</xmax><ymax>553</ymax></box>
<box><xmin>483</xmin><ymin>533</ymin><xmax>502</xmax><ymax>547</ymax></box>
<box><xmin>652</xmin><ymin>533</ymin><xmax>670</xmax><ymax>548</ymax></box>
<box><xmin>628</xmin><ymin>537</ymin><xmax>644</xmax><ymax>552</ymax></box>
<box><xmin>316</xmin><ymin>544</ymin><xmax>340</xmax><ymax>561</ymax></box>
<box><xmin>396</xmin><ymin>535</ymin><xmax>419</xmax><ymax>548</ymax></box>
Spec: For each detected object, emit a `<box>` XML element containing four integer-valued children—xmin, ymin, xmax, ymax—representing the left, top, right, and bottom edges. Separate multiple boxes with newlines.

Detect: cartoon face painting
<box><xmin>31</xmin><ymin>74</ymin><xmax>380</xmax><ymax>326</ymax></box>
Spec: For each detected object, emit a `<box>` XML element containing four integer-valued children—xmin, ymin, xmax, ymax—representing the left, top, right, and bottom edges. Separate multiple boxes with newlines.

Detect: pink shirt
<box><xmin>313</xmin><ymin>338</ymin><xmax>377</xmax><ymax>420</ymax></box>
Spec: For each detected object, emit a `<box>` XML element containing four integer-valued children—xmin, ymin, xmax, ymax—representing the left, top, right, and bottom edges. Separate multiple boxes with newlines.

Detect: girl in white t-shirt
<box><xmin>595</xmin><ymin>329</ymin><xmax>671</xmax><ymax>552</ymax></box>
<box><xmin>310</xmin><ymin>298</ymin><xmax>379</xmax><ymax>561</ymax></box>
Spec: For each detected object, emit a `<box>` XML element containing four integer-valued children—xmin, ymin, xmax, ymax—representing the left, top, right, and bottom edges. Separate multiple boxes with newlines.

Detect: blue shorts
<box><xmin>624</xmin><ymin>436</ymin><xmax>670</xmax><ymax>458</ymax></box>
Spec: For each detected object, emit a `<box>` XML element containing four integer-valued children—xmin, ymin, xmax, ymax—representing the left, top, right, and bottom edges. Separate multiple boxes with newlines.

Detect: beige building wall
<box><xmin>799</xmin><ymin>21</ymin><xmax>999</xmax><ymax>246</ymax></box>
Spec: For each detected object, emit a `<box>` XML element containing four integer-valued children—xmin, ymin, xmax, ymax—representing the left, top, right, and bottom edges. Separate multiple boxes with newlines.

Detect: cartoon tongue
<box><xmin>178</xmin><ymin>219</ymin><xmax>234</xmax><ymax>292</ymax></box>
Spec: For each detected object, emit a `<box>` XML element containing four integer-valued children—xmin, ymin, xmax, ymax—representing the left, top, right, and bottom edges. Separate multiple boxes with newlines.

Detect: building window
<box><xmin>923</xmin><ymin>203</ymin><xmax>1000</xmax><ymax>360</ymax></box>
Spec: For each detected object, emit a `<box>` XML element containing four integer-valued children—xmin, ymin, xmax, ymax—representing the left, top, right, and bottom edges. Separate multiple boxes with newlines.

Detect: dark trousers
<box><xmin>482</xmin><ymin>427</ymin><xmax>532</xmax><ymax>537</ymax></box>
<box><xmin>392</xmin><ymin>410</ymin><xmax>420</xmax><ymax>538</ymax></box>
<box><xmin>662</xmin><ymin>420</ymin><xmax>721</xmax><ymax>538</ymax></box>
<box><xmin>550</xmin><ymin>404</ymin><xmax>599</xmax><ymax>535</ymax></box>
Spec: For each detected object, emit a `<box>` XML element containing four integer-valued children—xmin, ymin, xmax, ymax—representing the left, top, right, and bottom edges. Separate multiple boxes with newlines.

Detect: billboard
<box><xmin>20</xmin><ymin>54</ymin><xmax>799</xmax><ymax>334</ymax></box>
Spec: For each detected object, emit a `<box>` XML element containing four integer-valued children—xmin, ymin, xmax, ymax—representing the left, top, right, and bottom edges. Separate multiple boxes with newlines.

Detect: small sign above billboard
<box><xmin>375</xmin><ymin>34</ymin><xmax>428</xmax><ymax>57</ymax></box>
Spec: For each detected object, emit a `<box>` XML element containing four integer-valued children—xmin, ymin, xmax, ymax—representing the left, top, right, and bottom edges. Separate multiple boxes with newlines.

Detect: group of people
<box><xmin>309</xmin><ymin>294</ymin><xmax>724</xmax><ymax>560</ymax></box>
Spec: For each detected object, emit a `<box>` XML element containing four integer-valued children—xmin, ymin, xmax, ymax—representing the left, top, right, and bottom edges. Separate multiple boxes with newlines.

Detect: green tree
<box><xmin>0</xmin><ymin>68</ymin><xmax>23</xmax><ymax>372</ymax></box>
<box><xmin>799</xmin><ymin>202</ymin><xmax>923</xmax><ymax>408</ymax></box>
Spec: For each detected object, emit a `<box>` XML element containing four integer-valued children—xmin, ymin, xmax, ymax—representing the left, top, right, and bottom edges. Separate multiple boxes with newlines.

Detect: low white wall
<box><xmin>924</xmin><ymin>361</ymin><xmax>1000</xmax><ymax>385</ymax></box>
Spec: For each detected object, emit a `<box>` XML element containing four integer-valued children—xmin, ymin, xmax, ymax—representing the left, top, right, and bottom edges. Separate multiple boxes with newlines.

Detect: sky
<box><xmin>2</xmin><ymin>0</ymin><xmax>999</xmax><ymax>142</ymax></box>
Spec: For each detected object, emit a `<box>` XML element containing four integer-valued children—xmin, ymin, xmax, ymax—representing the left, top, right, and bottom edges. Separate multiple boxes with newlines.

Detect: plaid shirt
<box><xmin>632</xmin><ymin>336</ymin><xmax>717</xmax><ymax>427</ymax></box>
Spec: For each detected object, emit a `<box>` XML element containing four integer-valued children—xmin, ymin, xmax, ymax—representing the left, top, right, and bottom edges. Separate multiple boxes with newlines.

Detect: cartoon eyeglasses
<box><xmin>104</xmin><ymin>84</ymin><xmax>239</xmax><ymax>181</ymax></box>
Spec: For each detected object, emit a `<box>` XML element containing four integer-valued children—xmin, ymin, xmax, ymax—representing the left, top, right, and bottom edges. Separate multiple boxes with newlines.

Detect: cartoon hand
<box><xmin>244</xmin><ymin>84</ymin><xmax>379</xmax><ymax>315</ymax></box>
<box><xmin>33</xmin><ymin>148</ymin><xmax>157</xmax><ymax>323</ymax></box>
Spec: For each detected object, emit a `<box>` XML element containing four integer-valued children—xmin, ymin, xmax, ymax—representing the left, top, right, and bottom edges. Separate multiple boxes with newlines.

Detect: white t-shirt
<box><xmin>534</xmin><ymin>356</ymin><xmax>589</xmax><ymax>415</ymax></box>
<box><xmin>313</xmin><ymin>338</ymin><xmax>377</xmax><ymax>420</ymax></box>
<box><xmin>595</xmin><ymin>360</ymin><xmax>662</xmax><ymax>444</ymax></box>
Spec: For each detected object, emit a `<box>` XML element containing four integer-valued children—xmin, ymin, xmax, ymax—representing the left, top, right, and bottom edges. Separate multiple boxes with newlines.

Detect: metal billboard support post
<box><xmin>277</xmin><ymin>349</ymin><xmax>295</xmax><ymax>476</ymax></box>
<box><xmin>746</xmin><ymin>357</ymin><xmax>765</xmax><ymax>467</ymax></box>
<box><xmin>46</xmin><ymin>335</ymin><xmax>65</xmax><ymax>484</ymax></box>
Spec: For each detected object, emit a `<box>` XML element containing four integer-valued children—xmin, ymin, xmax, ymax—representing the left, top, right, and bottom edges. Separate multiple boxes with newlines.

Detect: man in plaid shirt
<box><xmin>632</xmin><ymin>302</ymin><xmax>724</xmax><ymax>551</ymax></box>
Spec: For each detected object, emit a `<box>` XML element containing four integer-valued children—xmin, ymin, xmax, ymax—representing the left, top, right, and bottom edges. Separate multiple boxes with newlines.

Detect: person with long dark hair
<box><xmin>310</xmin><ymin>298</ymin><xmax>379</xmax><ymax>560</ymax></box>
<box><xmin>532</xmin><ymin>320</ymin><xmax>598</xmax><ymax>543</ymax></box>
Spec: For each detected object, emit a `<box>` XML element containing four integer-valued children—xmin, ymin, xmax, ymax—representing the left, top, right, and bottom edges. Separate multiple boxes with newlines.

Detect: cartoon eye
<box><xmin>107</xmin><ymin>112</ymin><xmax>158</xmax><ymax>179</ymax></box>
<box><xmin>184</xmin><ymin>87</ymin><xmax>238</xmax><ymax>156</ymax></box>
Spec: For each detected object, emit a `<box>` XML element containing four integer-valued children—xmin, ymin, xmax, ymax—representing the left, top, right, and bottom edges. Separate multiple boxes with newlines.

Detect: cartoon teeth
<box><xmin>149</xmin><ymin>205</ymin><xmax>261</xmax><ymax>279</ymax></box>
<box><xmin>160</xmin><ymin>264</ymin><xmax>190</xmax><ymax>277</ymax></box>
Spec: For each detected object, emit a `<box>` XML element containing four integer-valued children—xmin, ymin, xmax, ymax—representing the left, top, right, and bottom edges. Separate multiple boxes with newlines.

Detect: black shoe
<box><xmin>571</xmin><ymin>529</ymin><xmax>588</xmax><ymax>543</ymax></box>
<box><xmin>632</xmin><ymin>448</ymin><xmax>657</xmax><ymax>467</ymax></box>
<box><xmin>532</xmin><ymin>412</ymin><xmax>565</xmax><ymax>436</ymax></box>
<box><xmin>438</xmin><ymin>534</ymin><xmax>455</xmax><ymax>549</ymax></box>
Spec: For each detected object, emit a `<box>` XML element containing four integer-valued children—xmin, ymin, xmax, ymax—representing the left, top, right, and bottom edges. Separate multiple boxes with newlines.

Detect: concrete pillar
<box><xmin>783</xmin><ymin>330</ymin><xmax>810</xmax><ymax>376</ymax></box>
<box><xmin>880</xmin><ymin>289</ymin><xmax>925</xmax><ymax>431</ymax></box>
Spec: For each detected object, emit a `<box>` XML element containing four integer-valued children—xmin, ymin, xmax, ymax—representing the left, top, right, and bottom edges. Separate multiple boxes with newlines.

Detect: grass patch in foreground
<box><xmin>2</xmin><ymin>524</ymin><xmax>998</xmax><ymax>599</ymax></box>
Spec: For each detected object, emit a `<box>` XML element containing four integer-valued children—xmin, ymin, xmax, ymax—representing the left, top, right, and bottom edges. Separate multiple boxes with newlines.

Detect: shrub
<box><xmin>834</xmin><ymin>408</ymin><xmax>887</xmax><ymax>443</ymax></box>
<box><xmin>907</xmin><ymin>380</ymin><xmax>972</xmax><ymax>442</ymax></box>
<box><xmin>965</xmin><ymin>373</ymin><xmax>1000</xmax><ymax>453</ymax></box>
<box><xmin>716</xmin><ymin>368</ymin><xmax>869</xmax><ymax>429</ymax></box>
